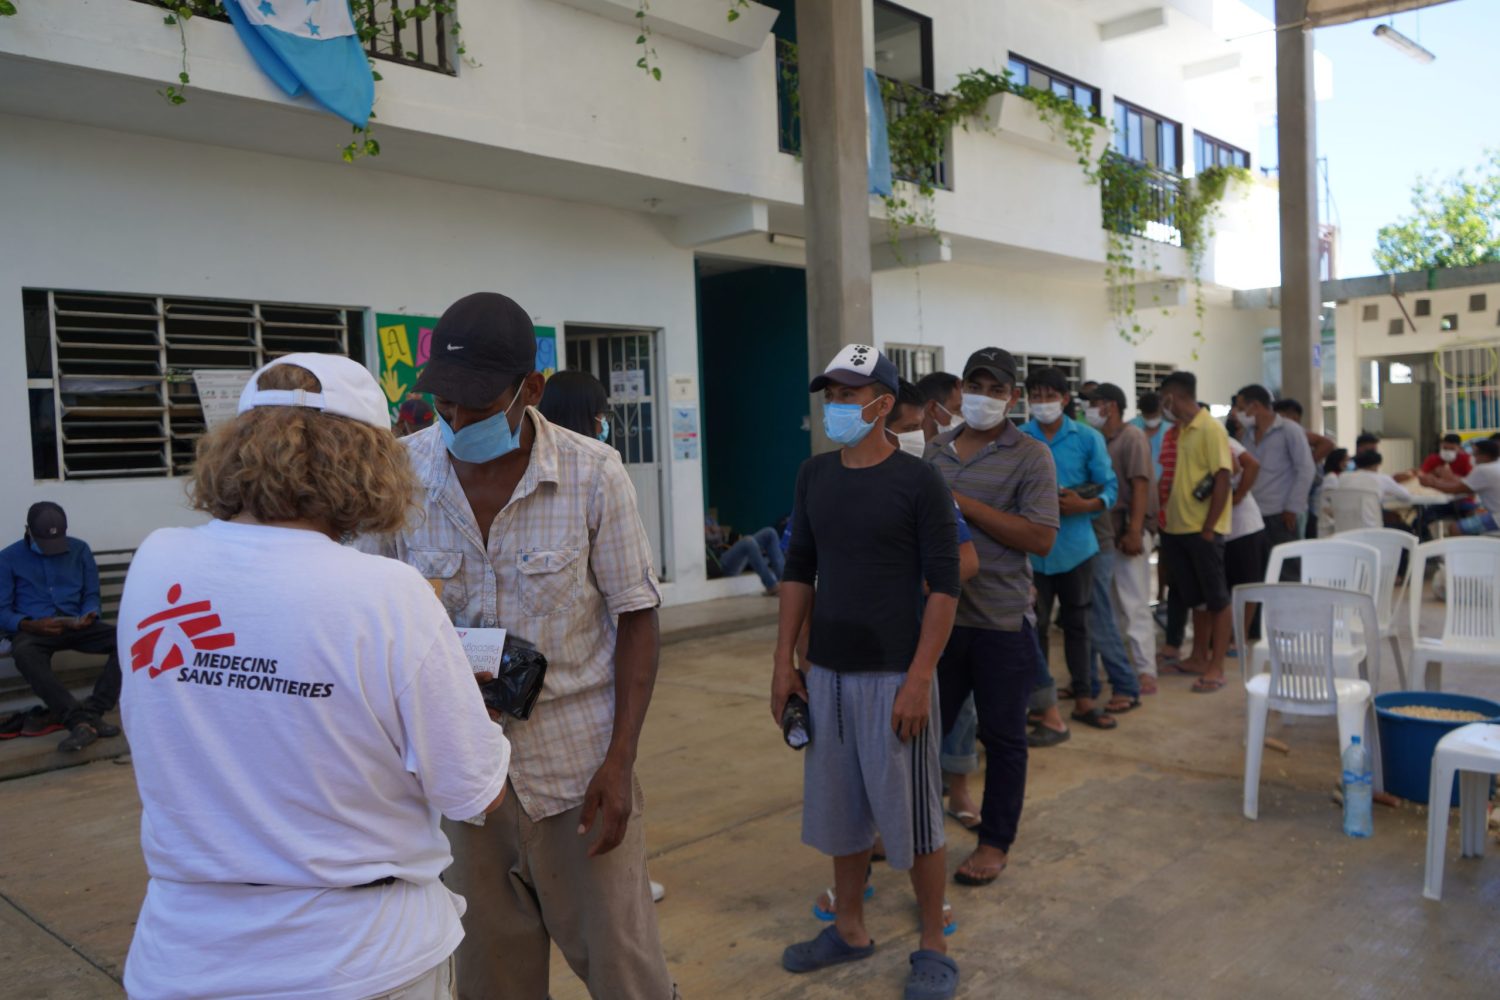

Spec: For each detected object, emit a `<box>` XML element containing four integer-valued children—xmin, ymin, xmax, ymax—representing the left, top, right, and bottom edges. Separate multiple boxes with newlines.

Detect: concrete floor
<box><xmin>2</xmin><ymin>607</ymin><xmax>1498</xmax><ymax>999</ymax></box>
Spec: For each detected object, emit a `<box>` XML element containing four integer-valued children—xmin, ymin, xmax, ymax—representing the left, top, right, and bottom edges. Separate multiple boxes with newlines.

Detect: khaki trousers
<box><xmin>445</xmin><ymin>778</ymin><xmax>679</xmax><ymax>1000</ymax></box>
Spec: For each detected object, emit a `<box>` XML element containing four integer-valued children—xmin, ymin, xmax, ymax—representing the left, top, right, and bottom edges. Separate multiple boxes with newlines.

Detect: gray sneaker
<box><xmin>59</xmin><ymin>722</ymin><xmax>99</xmax><ymax>752</ymax></box>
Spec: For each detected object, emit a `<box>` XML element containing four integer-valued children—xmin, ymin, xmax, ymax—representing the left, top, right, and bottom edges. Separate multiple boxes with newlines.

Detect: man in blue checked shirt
<box><xmin>1021</xmin><ymin>368</ymin><xmax>1118</xmax><ymax>733</ymax></box>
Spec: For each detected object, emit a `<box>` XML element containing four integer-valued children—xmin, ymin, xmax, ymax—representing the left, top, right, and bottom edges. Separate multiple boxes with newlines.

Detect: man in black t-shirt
<box><xmin>772</xmin><ymin>345</ymin><xmax>962</xmax><ymax>1000</ymax></box>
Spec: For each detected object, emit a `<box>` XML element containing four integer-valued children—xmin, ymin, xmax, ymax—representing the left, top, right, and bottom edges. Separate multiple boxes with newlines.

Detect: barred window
<box><xmin>23</xmin><ymin>289</ymin><xmax>364</xmax><ymax>481</ymax></box>
<box><xmin>885</xmin><ymin>343</ymin><xmax>944</xmax><ymax>384</ymax></box>
<box><xmin>1134</xmin><ymin>361</ymin><xmax>1177</xmax><ymax>405</ymax></box>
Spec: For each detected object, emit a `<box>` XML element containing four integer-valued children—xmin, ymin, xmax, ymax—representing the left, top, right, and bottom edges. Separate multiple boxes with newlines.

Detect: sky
<box><xmin>1244</xmin><ymin>0</ymin><xmax>1497</xmax><ymax>277</ymax></box>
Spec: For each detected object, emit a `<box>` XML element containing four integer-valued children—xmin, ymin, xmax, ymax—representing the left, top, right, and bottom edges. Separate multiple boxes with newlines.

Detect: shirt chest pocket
<box><xmin>408</xmin><ymin>548</ymin><xmax>467</xmax><ymax>618</ymax></box>
<box><xmin>517</xmin><ymin>547</ymin><xmax>582</xmax><ymax>618</ymax></box>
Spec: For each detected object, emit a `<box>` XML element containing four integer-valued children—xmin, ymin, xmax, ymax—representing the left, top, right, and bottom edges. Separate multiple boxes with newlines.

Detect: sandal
<box><xmin>905</xmin><ymin>949</ymin><xmax>960</xmax><ymax>1000</ymax></box>
<box><xmin>1057</xmin><ymin>687</ymin><xmax>1076</xmax><ymax>701</ymax></box>
<box><xmin>941</xmin><ymin>900</ymin><xmax>957</xmax><ymax>937</ymax></box>
<box><xmin>944</xmin><ymin>806</ymin><xmax>980</xmax><ymax>831</ymax></box>
<box><xmin>812</xmin><ymin>883</ymin><xmax>875</xmax><ymax>921</ymax></box>
<box><xmin>1027</xmin><ymin>724</ymin><xmax>1070</xmax><ymax>748</ymax></box>
<box><xmin>953</xmin><ymin>855</ymin><xmax>1007</xmax><ymax>887</ymax></box>
<box><xmin>1139</xmin><ymin>674</ymin><xmax>1159</xmax><ymax>695</ymax></box>
<box><xmin>782</xmin><ymin>926</ymin><xmax>876</xmax><ymax>974</ymax></box>
<box><xmin>1069</xmin><ymin>707</ymin><xmax>1118</xmax><ymax>730</ymax></box>
<box><xmin>1191</xmin><ymin>676</ymin><xmax>1227</xmax><ymax>694</ymax></box>
<box><xmin>1105</xmin><ymin>696</ymin><xmax>1141</xmax><ymax>714</ymax></box>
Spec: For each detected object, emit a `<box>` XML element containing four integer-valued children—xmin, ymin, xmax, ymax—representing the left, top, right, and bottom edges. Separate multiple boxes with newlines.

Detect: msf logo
<box><xmin>130</xmin><ymin>584</ymin><xmax>236</xmax><ymax>678</ymax></box>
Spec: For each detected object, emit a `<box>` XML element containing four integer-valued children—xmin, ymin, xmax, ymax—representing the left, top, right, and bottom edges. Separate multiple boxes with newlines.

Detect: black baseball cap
<box><xmin>1089</xmin><ymin>382</ymin><xmax>1128</xmax><ymax>411</ymax></box>
<box><xmin>962</xmin><ymin>348</ymin><xmax>1017</xmax><ymax>385</ymax></box>
<box><xmin>26</xmin><ymin>502</ymin><xmax>68</xmax><ymax>556</ymax></box>
<box><xmin>413</xmin><ymin>293</ymin><xmax>537</xmax><ymax>409</ymax></box>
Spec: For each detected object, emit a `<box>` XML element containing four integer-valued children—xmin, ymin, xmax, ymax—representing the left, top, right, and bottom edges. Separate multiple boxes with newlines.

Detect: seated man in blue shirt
<box><xmin>0</xmin><ymin>503</ymin><xmax>122</xmax><ymax>750</ymax></box>
<box><xmin>1021</xmin><ymin>368</ymin><xmax>1118</xmax><ymax>733</ymax></box>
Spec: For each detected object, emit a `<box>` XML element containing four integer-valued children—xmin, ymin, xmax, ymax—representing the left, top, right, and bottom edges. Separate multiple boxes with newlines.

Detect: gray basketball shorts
<box><xmin>801</xmin><ymin>665</ymin><xmax>944</xmax><ymax>871</ymax></box>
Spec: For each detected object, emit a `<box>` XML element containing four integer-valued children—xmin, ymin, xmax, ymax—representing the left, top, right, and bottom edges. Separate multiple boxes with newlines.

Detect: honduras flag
<box><xmin>223</xmin><ymin>0</ymin><xmax>374</xmax><ymax>128</ymax></box>
<box><xmin>864</xmin><ymin>68</ymin><xmax>893</xmax><ymax>197</ymax></box>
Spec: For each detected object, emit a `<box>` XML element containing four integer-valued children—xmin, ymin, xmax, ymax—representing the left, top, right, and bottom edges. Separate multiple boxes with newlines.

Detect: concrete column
<box><xmin>1275</xmin><ymin>0</ymin><xmax>1323</xmax><ymax>430</ymax></box>
<box><xmin>795</xmin><ymin>0</ymin><xmax>874</xmax><ymax>395</ymax></box>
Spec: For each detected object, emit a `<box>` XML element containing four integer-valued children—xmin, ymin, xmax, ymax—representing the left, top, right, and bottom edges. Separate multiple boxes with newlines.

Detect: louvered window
<box><xmin>24</xmin><ymin>290</ymin><xmax>364</xmax><ymax>481</ymax></box>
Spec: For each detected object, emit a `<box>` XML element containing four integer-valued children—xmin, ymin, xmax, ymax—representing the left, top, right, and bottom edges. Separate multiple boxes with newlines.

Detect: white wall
<box><xmin>872</xmin><ymin>261</ymin><xmax>1272</xmax><ymax>407</ymax></box>
<box><xmin>1349</xmin><ymin>283</ymin><xmax>1500</xmax><ymax>359</ymax></box>
<box><xmin>0</xmin><ymin>114</ymin><xmax>718</xmax><ymax>604</ymax></box>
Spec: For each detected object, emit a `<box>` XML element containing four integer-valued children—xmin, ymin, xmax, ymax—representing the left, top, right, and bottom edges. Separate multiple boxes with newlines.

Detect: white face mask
<box><xmin>1440</xmin><ymin>448</ymin><xmax>1459</xmax><ymax>463</ymax></box>
<box><xmin>961</xmin><ymin>392</ymin><xmax>1009</xmax><ymax>431</ymax></box>
<box><xmin>932</xmin><ymin>402</ymin><xmax>956</xmax><ymax>429</ymax></box>
<box><xmin>1030</xmin><ymin>401</ymin><xmax>1064</xmax><ymax>425</ymax></box>
<box><xmin>1084</xmin><ymin>406</ymin><xmax>1106</xmax><ymax>429</ymax></box>
<box><xmin>1235</xmin><ymin>410</ymin><xmax>1253</xmax><ymax>428</ymax></box>
<box><xmin>1143</xmin><ymin>416</ymin><xmax>1162</xmax><ymax>429</ymax></box>
<box><xmin>894</xmin><ymin>429</ymin><xmax>927</xmax><ymax>457</ymax></box>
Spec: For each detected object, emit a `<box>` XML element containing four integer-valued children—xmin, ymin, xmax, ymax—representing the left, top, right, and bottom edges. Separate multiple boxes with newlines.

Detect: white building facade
<box><xmin>0</xmin><ymin>0</ymin><xmax>1313</xmax><ymax>605</ymax></box>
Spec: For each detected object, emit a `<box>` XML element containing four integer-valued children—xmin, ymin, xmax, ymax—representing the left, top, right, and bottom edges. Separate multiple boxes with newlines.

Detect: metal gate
<box><xmin>564</xmin><ymin>327</ymin><xmax>667</xmax><ymax>578</ymax></box>
<box><xmin>1438</xmin><ymin>343</ymin><xmax>1500</xmax><ymax>435</ymax></box>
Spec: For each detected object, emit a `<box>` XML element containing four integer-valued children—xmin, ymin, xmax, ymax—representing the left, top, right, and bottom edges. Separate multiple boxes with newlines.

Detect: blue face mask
<box><xmin>438</xmin><ymin>392</ymin><xmax>524</xmax><ymax>464</ymax></box>
<box><xmin>597</xmin><ymin>416</ymin><xmax>611</xmax><ymax>443</ymax></box>
<box><xmin>823</xmin><ymin>400</ymin><xmax>878</xmax><ymax>447</ymax></box>
<box><xmin>28</xmin><ymin>540</ymin><xmax>43</xmax><ymax>556</ymax></box>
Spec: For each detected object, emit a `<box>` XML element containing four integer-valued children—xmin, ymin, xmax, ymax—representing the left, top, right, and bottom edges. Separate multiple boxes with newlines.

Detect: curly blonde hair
<box><xmin>190</xmin><ymin>363</ymin><xmax>417</xmax><ymax>536</ymax></box>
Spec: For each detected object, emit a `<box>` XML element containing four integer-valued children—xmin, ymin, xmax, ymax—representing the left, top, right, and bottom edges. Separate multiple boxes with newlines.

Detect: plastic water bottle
<box><xmin>1342</xmin><ymin>735</ymin><xmax>1374</xmax><ymax>838</ymax></box>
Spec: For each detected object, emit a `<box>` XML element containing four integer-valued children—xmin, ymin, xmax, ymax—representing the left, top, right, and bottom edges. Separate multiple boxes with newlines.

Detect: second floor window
<box><xmin>872</xmin><ymin>1</ymin><xmax>932</xmax><ymax>90</ymax></box>
<box><xmin>1005</xmin><ymin>55</ymin><xmax>1100</xmax><ymax>116</ymax></box>
<box><xmin>1194</xmin><ymin>132</ymin><xmax>1250</xmax><ymax>172</ymax></box>
<box><xmin>1113</xmin><ymin>100</ymin><xmax>1180</xmax><ymax>174</ymax></box>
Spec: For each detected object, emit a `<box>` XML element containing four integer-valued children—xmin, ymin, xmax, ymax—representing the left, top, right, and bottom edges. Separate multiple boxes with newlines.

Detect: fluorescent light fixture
<box><xmin>1374</xmin><ymin>24</ymin><xmax>1435</xmax><ymax>64</ymax></box>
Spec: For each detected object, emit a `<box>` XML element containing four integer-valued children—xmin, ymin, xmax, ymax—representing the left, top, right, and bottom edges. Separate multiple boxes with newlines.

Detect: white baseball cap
<box><xmin>237</xmin><ymin>353</ymin><xmax>390</xmax><ymax>430</ymax></box>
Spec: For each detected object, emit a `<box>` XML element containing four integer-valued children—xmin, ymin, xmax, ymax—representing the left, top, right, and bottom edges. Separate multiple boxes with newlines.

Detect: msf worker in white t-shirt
<box><xmin>119</xmin><ymin>355</ymin><xmax>511</xmax><ymax>1000</ymax></box>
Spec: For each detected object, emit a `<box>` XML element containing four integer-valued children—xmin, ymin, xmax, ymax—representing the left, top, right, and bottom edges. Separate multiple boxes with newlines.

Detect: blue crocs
<box><xmin>782</xmin><ymin>925</ymin><xmax>876</xmax><ymax>974</ymax></box>
<box><xmin>904</xmin><ymin>949</ymin><xmax>959</xmax><ymax>1000</ymax></box>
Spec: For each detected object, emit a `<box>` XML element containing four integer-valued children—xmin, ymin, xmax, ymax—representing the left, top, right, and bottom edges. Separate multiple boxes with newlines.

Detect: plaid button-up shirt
<box><xmin>360</xmin><ymin>409</ymin><xmax>661</xmax><ymax>820</ymax></box>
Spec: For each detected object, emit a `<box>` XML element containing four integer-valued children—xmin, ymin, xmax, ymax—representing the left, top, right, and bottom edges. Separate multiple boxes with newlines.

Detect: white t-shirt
<box><xmin>120</xmin><ymin>520</ymin><xmax>510</xmax><ymax>1000</ymax></box>
<box><xmin>1227</xmin><ymin>438</ymin><xmax>1265</xmax><ymax>541</ymax></box>
<box><xmin>1464</xmin><ymin>461</ymin><xmax>1500</xmax><ymax>513</ymax></box>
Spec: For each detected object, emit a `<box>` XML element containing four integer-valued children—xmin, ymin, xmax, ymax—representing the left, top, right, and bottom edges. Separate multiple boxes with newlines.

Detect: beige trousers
<box><xmin>366</xmin><ymin>955</ymin><xmax>456</xmax><ymax>1000</ymax></box>
<box><xmin>444</xmin><ymin>777</ymin><xmax>679</xmax><ymax>1000</ymax></box>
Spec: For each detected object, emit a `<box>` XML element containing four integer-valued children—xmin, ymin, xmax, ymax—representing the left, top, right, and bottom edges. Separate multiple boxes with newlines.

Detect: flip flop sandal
<box><xmin>812</xmin><ymin>883</ymin><xmax>875</xmax><ymax>921</ymax></box>
<box><xmin>905</xmin><ymin>950</ymin><xmax>961</xmax><ymax>1000</ymax></box>
<box><xmin>953</xmin><ymin>859</ymin><xmax>1007</xmax><ymax>886</ymax></box>
<box><xmin>1105</xmin><ymin>697</ymin><xmax>1142</xmax><ymax>714</ymax></box>
<box><xmin>1027</xmin><ymin>725</ymin><xmax>1071</xmax><ymax>748</ymax></box>
<box><xmin>941</xmin><ymin>900</ymin><xmax>957</xmax><ymax>937</ymax></box>
<box><xmin>782</xmin><ymin>925</ymin><xmax>876</xmax><ymax>974</ymax></box>
<box><xmin>1159</xmin><ymin>660</ymin><xmax>1197</xmax><ymax>676</ymax></box>
<box><xmin>1191</xmin><ymin>676</ymin><xmax>1227</xmax><ymax>694</ymax></box>
<box><xmin>1139</xmin><ymin>675</ymin><xmax>1159</xmax><ymax>695</ymax></box>
<box><xmin>1070</xmin><ymin>707</ymin><xmax>1118</xmax><ymax>730</ymax></box>
<box><xmin>944</xmin><ymin>807</ymin><xmax>981</xmax><ymax>831</ymax></box>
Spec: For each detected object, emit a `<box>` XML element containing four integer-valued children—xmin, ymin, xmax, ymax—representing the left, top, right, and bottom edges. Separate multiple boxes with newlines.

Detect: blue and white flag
<box><xmin>223</xmin><ymin>0</ymin><xmax>375</xmax><ymax>128</ymax></box>
<box><xmin>865</xmin><ymin>68</ymin><xmax>892</xmax><ymax>197</ymax></box>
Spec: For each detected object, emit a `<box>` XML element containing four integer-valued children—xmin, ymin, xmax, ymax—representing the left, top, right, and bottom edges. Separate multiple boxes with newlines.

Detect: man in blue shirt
<box><xmin>0</xmin><ymin>503</ymin><xmax>121</xmax><ymax>750</ymax></box>
<box><xmin>1021</xmin><ymin>368</ymin><xmax>1118</xmax><ymax>732</ymax></box>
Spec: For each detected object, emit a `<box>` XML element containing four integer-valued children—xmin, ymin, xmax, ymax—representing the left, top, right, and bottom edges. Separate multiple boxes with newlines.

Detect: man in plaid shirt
<box><xmin>363</xmin><ymin>292</ymin><xmax>677</xmax><ymax>999</ymax></box>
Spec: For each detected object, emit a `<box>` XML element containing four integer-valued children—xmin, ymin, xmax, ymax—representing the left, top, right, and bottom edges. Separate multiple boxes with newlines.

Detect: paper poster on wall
<box><xmin>668</xmin><ymin>373</ymin><xmax>698</xmax><ymax>404</ymax></box>
<box><xmin>671</xmin><ymin>405</ymin><xmax>700</xmax><ymax>461</ymax></box>
<box><xmin>610</xmin><ymin>368</ymin><xmax>646</xmax><ymax>402</ymax></box>
<box><xmin>377</xmin><ymin>314</ymin><xmax>560</xmax><ymax>421</ymax></box>
<box><xmin>193</xmin><ymin>370</ymin><xmax>255</xmax><ymax>431</ymax></box>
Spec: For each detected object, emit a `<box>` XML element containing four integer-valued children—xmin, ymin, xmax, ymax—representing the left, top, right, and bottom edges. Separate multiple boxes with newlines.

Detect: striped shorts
<box><xmin>801</xmin><ymin>666</ymin><xmax>944</xmax><ymax>871</ymax></box>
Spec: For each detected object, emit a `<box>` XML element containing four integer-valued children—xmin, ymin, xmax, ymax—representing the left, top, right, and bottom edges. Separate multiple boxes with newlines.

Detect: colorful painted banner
<box><xmin>374</xmin><ymin>313</ymin><xmax>559</xmax><ymax>421</ymax></box>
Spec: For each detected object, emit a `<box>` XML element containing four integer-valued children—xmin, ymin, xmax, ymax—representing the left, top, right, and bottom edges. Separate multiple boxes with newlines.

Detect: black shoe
<box><xmin>20</xmin><ymin>707</ymin><xmax>65</xmax><ymax>738</ymax></box>
<box><xmin>59</xmin><ymin>722</ymin><xmax>98</xmax><ymax>752</ymax></box>
<box><xmin>88</xmin><ymin>716</ymin><xmax>122</xmax><ymax>739</ymax></box>
<box><xmin>0</xmin><ymin>712</ymin><xmax>25</xmax><ymax>740</ymax></box>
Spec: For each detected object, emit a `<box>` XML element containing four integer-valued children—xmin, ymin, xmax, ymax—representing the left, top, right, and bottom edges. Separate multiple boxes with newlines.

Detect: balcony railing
<box><xmin>1100</xmin><ymin>152</ymin><xmax>1182</xmax><ymax>247</ymax></box>
<box><xmin>775</xmin><ymin>43</ymin><xmax>950</xmax><ymax>190</ymax></box>
<box><xmin>126</xmin><ymin>0</ymin><xmax>457</xmax><ymax>76</ymax></box>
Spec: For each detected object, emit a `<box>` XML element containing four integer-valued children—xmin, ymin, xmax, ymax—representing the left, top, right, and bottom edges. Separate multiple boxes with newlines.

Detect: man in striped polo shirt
<box><xmin>927</xmin><ymin>348</ymin><xmax>1059</xmax><ymax>887</ymax></box>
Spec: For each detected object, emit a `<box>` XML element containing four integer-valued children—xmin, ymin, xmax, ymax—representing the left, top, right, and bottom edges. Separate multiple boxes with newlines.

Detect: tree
<box><xmin>1373</xmin><ymin>150</ymin><xmax>1500</xmax><ymax>273</ymax></box>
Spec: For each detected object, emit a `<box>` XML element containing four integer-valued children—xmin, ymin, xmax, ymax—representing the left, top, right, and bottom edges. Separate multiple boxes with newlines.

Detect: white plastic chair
<box><xmin>1331</xmin><ymin>480</ymin><xmax>1384</xmax><ymax>533</ymax></box>
<box><xmin>1235</xmin><ymin>583</ymin><xmax>1383</xmax><ymax>821</ymax></box>
<box><xmin>1408</xmin><ymin>537</ymin><xmax>1500</xmax><ymax>692</ymax></box>
<box><xmin>1338</xmin><ymin>528</ymin><xmax>1418</xmax><ymax>690</ymax></box>
<box><xmin>1423</xmin><ymin>722</ymin><xmax>1500</xmax><ymax>900</ymax></box>
<box><xmin>1247</xmin><ymin>539</ymin><xmax>1381</xmax><ymax>685</ymax></box>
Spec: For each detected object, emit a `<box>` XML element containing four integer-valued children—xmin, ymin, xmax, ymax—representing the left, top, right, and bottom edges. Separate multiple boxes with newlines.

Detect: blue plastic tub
<box><xmin>1374</xmin><ymin>692</ymin><xmax>1500</xmax><ymax>806</ymax></box>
